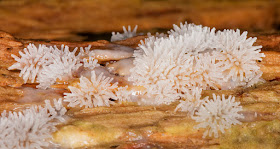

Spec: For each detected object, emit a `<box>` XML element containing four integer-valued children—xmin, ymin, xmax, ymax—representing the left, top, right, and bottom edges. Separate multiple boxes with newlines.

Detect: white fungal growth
<box><xmin>8</xmin><ymin>22</ymin><xmax>265</xmax><ymax>140</ymax></box>
<box><xmin>8</xmin><ymin>44</ymin><xmax>53</xmax><ymax>83</ymax></box>
<box><xmin>0</xmin><ymin>98</ymin><xmax>66</xmax><ymax>149</ymax></box>
<box><xmin>83</xmin><ymin>57</ymin><xmax>100</xmax><ymax>70</ymax></box>
<box><xmin>64</xmin><ymin>71</ymin><xmax>118</xmax><ymax>108</ymax></box>
<box><xmin>168</xmin><ymin>22</ymin><xmax>214</xmax><ymax>38</ymax></box>
<box><xmin>181</xmin><ymin>52</ymin><xmax>225</xmax><ymax>90</ymax></box>
<box><xmin>111</xmin><ymin>25</ymin><xmax>138</xmax><ymax>42</ymax></box>
<box><xmin>136</xmin><ymin>79</ymin><xmax>179</xmax><ymax>106</ymax></box>
<box><xmin>129</xmin><ymin>27</ymin><xmax>218</xmax><ymax>105</ymax></box>
<box><xmin>114</xmin><ymin>86</ymin><xmax>132</xmax><ymax>103</ymax></box>
<box><xmin>37</xmin><ymin>45</ymin><xmax>83</xmax><ymax>89</ymax></box>
<box><xmin>9</xmin><ymin>44</ymin><xmax>96</xmax><ymax>89</ymax></box>
<box><xmin>77</xmin><ymin>45</ymin><xmax>92</xmax><ymax>59</ymax></box>
<box><xmin>214</xmin><ymin>29</ymin><xmax>265</xmax><ymax>89</ymax></box>
<box><xmin>130</xmin><ymin>22</ymin><xmax>264</xmax><ymax>106</ymax></box>
<box><xmin>192</xmin><ymin>94</ymin><xmax>244</xmax><ymax>138</ymax></box>
<box><xmin>175</xmin><ymin>87</ymin><xmax>205</xmax><ymax>115</ymax></box>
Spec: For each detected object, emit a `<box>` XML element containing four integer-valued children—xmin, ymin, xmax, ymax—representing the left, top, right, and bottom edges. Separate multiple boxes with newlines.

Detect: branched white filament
<box><xmin>0</xmin><ymin>98</ymin><xmax>66</xmax><ymax>149</ymax></box>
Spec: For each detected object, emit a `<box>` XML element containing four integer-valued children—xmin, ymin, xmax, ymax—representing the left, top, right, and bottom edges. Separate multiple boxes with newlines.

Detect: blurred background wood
<box><xmin>0</xmin><ymin>0</ymin><xmax>279</xmax><ymax>41</ymax></box>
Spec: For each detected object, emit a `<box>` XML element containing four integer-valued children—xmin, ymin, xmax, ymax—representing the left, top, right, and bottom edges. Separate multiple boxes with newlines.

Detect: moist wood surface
<box><xmin>0</xmin><ymin>31</ymin><xmax>280</xmax><ymax>148</ymax></box>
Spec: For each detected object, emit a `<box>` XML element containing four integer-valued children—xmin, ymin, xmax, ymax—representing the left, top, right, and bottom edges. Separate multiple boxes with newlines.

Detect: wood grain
<box><xmin>0</xmin><ymin>0</ymin><xmax>279</xmax><ymax>41</ymax></box>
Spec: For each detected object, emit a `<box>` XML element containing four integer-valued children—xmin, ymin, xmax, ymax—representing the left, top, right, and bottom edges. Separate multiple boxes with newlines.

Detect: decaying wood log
<box><xmin>0</xmin><ymin>31</ymin><xmax>279</xmax><ymax>87</ymax></box>
<box><xmin>0</xmin><ymin>30</ymin><xmax>280</xmax><ymax>148</ymax></box>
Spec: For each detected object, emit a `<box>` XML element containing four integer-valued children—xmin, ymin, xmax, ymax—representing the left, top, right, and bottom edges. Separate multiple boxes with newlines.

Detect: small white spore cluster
<box><xmin>9</xmin><ymin>44</ymin><xmax>53</xmax><ymax>83</ymax></box>
<box><xmin>64</xmin><ymin>71</ymin><xmax>118</xmax><ymax>108</ymax></box>
<box><xmin>9</xmin><ymin>44</ymin><xmax>98</xmax><ymax>89</ymax></box>
<box><xmin>129</xmin><ymin>22</ymin><xmax>263</xmax><ymax>137</ymax></box>
<box><xmin>192</xmin><ymin>94</ymin><xmax>244</xmax><ymax>138</ymax></box>
<box><xmin>64</xmin><ymin>71</ymin><xmax>133</xmax><ymax>108</ymax></box>
<box><xmin>111</xmin><ymin>25</ymin><xmax>139</xmax><ymax>42</ymax></box>
<box><xmin>0</xmin><ymin>99</ymin><xmax>66</xmax><ymax>149</ymax></box>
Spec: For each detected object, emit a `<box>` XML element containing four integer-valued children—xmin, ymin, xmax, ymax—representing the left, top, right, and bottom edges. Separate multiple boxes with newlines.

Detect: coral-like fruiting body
<box><xmin>8</xmin><ymin>44</ymin><xmax>53</xmax><ymax>83</ymax></box>
<box><xmin>37</xmin><ymin>45</ymin><xmax>82</xmax><ymax>89</ymax></box>
<box><xmin>192</xmin><ymin>94</ymin><xmax>244</xmax><ymax>138</ymax></box>
<box><xmin>83</xmin><ymin>57</ymin><xmax>100</xmax><ymax>70</ymax></box>
<box><xmin>111</xmin><ymin>25</ymin><xmax>138</xmax><ymax>42</ymax></box>
<box><xmin>0</xmin><ymin>98</ymin><xmax>66</xmax><ymax>149</ymax></box>
<box><xmin>64</xmin><ymin>71</ymin><xmax>118</xmax><ymax>108</ymax></box>
<box><xmin>129</xmin><ymin>22</ymin><xmax>264</xmax><ymax>106</ymax></box>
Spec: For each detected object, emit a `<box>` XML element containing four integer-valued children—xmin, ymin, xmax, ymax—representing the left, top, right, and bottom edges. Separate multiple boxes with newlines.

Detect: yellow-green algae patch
<box><xmin>53</xmin><ymin>121</ymin><xmax>124</xmax><ymax>148</ymax></box>
<box><xmin>219</xmin><ymin>120</ymin><xmax>280</xmax><ymax>149</ymax></box>
<box><xmin>161</xmin><ymin>118</ymin><xmax>200</xmax><ymax>136</ymax></box>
